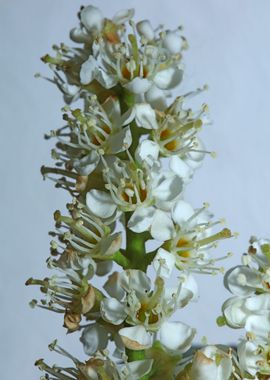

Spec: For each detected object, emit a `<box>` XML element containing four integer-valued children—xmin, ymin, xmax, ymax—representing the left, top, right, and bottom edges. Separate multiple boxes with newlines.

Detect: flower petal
<box><xmin>80</xmin><ymin>5</ymin><xmax>104</xmax><ymax>32</ymax></box>
<box><xmin>224</xmin><ymin>265</ymin><xmax>262</xmax><ymax>296</ymax></box>
<box><xmin>95</xmin><ymin>260</ymin><xmax>113</xmax><ymax>276</ymax></box>
<box><xmin>134</xmin><ymin>103</ymin><xmax>158</xmax><ymax>129</ymax></box>
<box><xmin>136</xmin><ymin>20</ymin><xmax>154</xmax><ymax>40</ymax></box>
<box><xmin>160</xmin><ymin>321</ymin><xmax>195</xmax><ymax>352</ymax></box>
<box><xmin>169</xmin><ymin>155</ymin><xmax>193</xmax><ymax>184</ymax></box>
<box><xmin>113</xmin><ymin>8</ymin><xmax>135</xmax><ymax>24</ymax></box>
<box><xmin>100</xmin><ymin>298</ymin><xmax>126</xmax><ymax>325</ymax></box>
<box><xmin>163</xmin><ymin>31</ymin><xmax>182</xmax><ymax>54</ymax></box>
<box><xmin>80</xmin><ymin>56</ymin><xmax>98</xmax><ymax>85</ymax></box>
<box><xmin>172</xmin><ymin>200</ymin><xmax>194</xmax><ymax>225</ymax></box>
<box><xmin>135</xmin><ymin>139</ymin><xmax>159</xmax><ymax>165</ymax></box>
<box><xmin>103</xmin><ymin>272</ymin><xmax>126</xmax><ymax>300</ymax></box>
<box><xmin>126</xmin><ymin>359</ymin><xmax>154</xmax><ymax>380</ymax></box>
<box><xmin>119</xmin><ymin>325</ymin><xmax>152</xmax><ymax>350</ymax></box>
<box><xmin>73</xmin><ymin>151</ymin><xmax>100</xmax><ymax>176</ymax></box>
<box><xmin>152</xmin><ymin>172</ymin><xmax>183</xmax><ymax>203</ymax></box>
<box><xmin>107</xmin><ymin>126</ymin><xmax>132</xmax><ymax>153</ymax></box>
<box><xmin>245</xmin><ymin>314</ymin><xmax>270</xmax><ymax>340</ymax></box>
<box><xmin>119</xmin><ymin>269</ymin><xmax>151</xmax><ymax>297</ymax></box>
<box><xmin>150</xmin><ymin>210</ymin><xmax>174</xmax><ymax>241</ymax></box>
<box><xmin>153</xmin><ymin>247</ymin><xmax>175</xmax><ymax>278</ymax></box>
<box><xmin>154</xmin><ymin>67</ymin><xmax>183</xmax><ymax>90</ymax></box>
<box><xmin>237</xmin><ymin>340</ymin><xmax>260</xmax><ymax>376</ymax></box>
<box><xmin>145</xmin><ymin>84</ymin><xmax>167</xmax><ymax>111</ymax></box>
<box><xmin>86</xmin><ymin>190</ymin><xmax>117</xmax><ymax>218</ymax></box>
<box><xmin>128</xmin><ymin>206</ymin><xmax>155</xmax><ymax>233</ymax></box>
<box><xmin>80</xmin><ymin>323</ymin><xmax>108</xmax><ymax>355</ymax></box>
<box><xmin>124</xmin><ymin>77</ymin><xmax>152</xmax><ymax>94</ymax></box>
<box><xmin>222</xmin><ymin>297</ymin><xmax>247</xmax><ymax>328</ymax></box>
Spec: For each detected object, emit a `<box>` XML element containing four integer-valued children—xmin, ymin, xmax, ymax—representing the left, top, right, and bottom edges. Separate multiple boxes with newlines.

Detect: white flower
<box><xmin>149</xmin><ymin>199</ymin><xmax>231</xmax><ymax>273</ymax></box>
<box><xmin>238</xmin><ymin>339</ymin><xmax>270</xmax><ymax>377</ymax></box>
<box><xmin>49</xmin><ymin>96</ymin><xmax>133</xmax><ymax>178</ymax></box>
<box><xmin>101</xmin><ymin>269</ymin><xmax>196</xmax><ymax>351</ymax></box>
<box><xmin>152</xmin><ymin>90</ymin><xmax>210</xmax><ymax>169</ymax></box>
<box><xmin>222</xmin><ymin>293</ymin><xmax>270</xmax><ymax>331</ymax></box>
<box><xmin>190</xmin><ymin>346</ymin><xmax>232</xmax><ymax>380</ymax></box>
<box><xmin>51</xmin><ymin>200</ymin><xmax>122</xmax><ymax>261</ymax></box>
<box><xmin>86</xmin><ymin>155</ymin><xmax>184</xmax><ymax>223</ymax></box>
<box><xmin>78</xmin><ymin>18</ymin><xmax>184</xmax><ymax>99</ymax></box>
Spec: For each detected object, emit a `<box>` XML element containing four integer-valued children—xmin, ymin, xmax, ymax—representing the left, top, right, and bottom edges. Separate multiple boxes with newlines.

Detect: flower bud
<box><xmin>80</xmin><ymin>5</ymin><xmax>104</xmax><ymax>32</ymax></box>
<box><xmin>136</xmin><ymin>20</ymin><xmax>154</xmax><ymax>40</ymax></box>
<box><xmin>163</xmin><ymin>31</ymin><xmax>182</xmax><ymax>54</ymax></box>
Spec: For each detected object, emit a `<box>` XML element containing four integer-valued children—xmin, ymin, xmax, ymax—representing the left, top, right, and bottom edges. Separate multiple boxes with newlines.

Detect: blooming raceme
<box><xmin>28</xmin><ymin>4</ymin><xmax>262</xmax><ymax>380</ymax></box>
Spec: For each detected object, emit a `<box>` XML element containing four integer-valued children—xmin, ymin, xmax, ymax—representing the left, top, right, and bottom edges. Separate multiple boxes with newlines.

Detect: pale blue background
<box><xmin>1</xmin><ymin>0</ymin><xmax>270</xmax><ymax>378</ymax></box>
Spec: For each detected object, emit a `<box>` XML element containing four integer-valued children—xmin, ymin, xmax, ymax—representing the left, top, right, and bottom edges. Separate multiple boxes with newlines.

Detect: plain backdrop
<box><xmin>1</xmin><ymin>0</ymin><xmax>270</xmax><ymax>378</ymax></box>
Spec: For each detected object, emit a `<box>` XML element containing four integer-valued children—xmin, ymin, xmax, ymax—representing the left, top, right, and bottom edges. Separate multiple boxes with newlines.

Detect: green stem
<box><xmin>125</xmin><ymin>212</ymin><xmax>149</xmax><ymax>271</ymax></box>
<box><xmin>112</xmin><ymin>250</ymin><xmax>131</xmax><ymax>269</ymax></box>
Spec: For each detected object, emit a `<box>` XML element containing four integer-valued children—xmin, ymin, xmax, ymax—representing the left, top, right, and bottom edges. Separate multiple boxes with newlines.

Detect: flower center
<box><xmin>177</xmin><ymin>237</ymin><xmax>191</xmax><ymax>258</ymax></box>
<box><xmin>136</xmin><ymin>303</ymin><xmax>159</xmax><ymax>324</ymax></box>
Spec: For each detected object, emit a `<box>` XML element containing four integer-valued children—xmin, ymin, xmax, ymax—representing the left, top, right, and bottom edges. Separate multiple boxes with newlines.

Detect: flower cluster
<box><xmin>219</xmin><ymin>237</ymin><xmax>270</xmax><ymax>379</ymax></box>
<box><xmin>26</xmin><ymin>4</ymin><xmax>262</xmax><ymax>380</ymax></box>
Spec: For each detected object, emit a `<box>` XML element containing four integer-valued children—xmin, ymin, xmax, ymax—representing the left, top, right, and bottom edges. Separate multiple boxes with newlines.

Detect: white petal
<box><xmin>119</xmin><ymin>325</ymin><xmax>152</xmax><ymax>350</ymax></box>
<box><xmin>245</xmin><ymin>314</ymin><xmax>270</xmax><ymax>340</ymax></box>
<box><xmin>134</xmin><ymin>103</ymin><xmax>158</xmax><ymax>129</ymax></box>
<box><xmin>153</xmin><ymin>248</ymin><xmax>175</xmax><ymax>278</ymax></box>
<box><xmin>80</xmin><ymin>323</ymin><xmax>108</xmax><ymax>355</ymax></box>
<box><xmin>238</xmin><ymin>340</ymin><xmax>261</xmax><ymax>376</ymax></box>
<box><xmin>100</xmin><ymin>298</ymin><xmax>126</xmax><ymax>325</ymax></box>
<box><xmin>135</xmin><ymin>139</ymin><xmax>159</xmax><ymax>165</ymax></box>
<box><xmin>136</xmin><ymin>20</ymin><xmax>154</xmax><ymax>40</ymax></box>
<box><xmin>222</xmin><ymin>297</ymin><xmax>247</xmax><ymax>328</ymax></box>
<box><xmin>169</xmin><ymin>155</ymin><xmax>193</xmax><ymax>184</ymax></box>
<box><xmin>172</xmin><ymin>200</ymin><xmax>194</xmax><ymax>225</ymax></box>
<box><xmin>61</xmin><ymin>83</ymin><xmax>80</xmax><ymax>97</ymax></box>
<box><xmin>107</xmin><ymin>126</ymin><xmax>132</xmax><ymax>153</ymax></box>
<box><xmin>150</xmin><ymin>210</ymin><xmax>174</xmax><ymax>241</ymax></box>
<box><xmin>95</xmin><ymin>261</ymin><xmax>113</xmax><ymax>276</ymax></box>
<box><xmin>186</xmin><ymin>137</ymin><xmax>205</xmax><ymax>169</ymax></box>
<box><xmin>145</xmin><ymin>85</ymin><xmax>167</xmax><ymax>111</ymax></box>
<box><xmin>224</xmin><ymin>266</ymin><xmax>262</xmax><ymax>296</ymax></box>
<box><xmin>128</xmin><ymin>206</ymin><xmax>155</xmax><ymax>233</ymax></box>
<box><xmin>103</xmin><ymin>272</ymin><xmax>126</xmax><ymax>300</ymax></box>
<box><xmin>160</xmin><ymin>321</ymin><xmax>195</xmax><ymax>352</ymax></box>
<box><xmin>102</xmin><ymin>96</ymin><xmax>121</xmax><ymax>125</ymax></box>
<box><xmin>191</xmin><ymin>346</ymin><xmax>232</xmax><ymax>380</ymax></box>
<box><xmin>124</xmin><ymin>77</ymin><xmax>152</xmax><ymax>94</ymax></box>
<box><xmin>163</xmin><ymin>31</ymin><xmax>182</xmax><ymax>54</ymax></box>
<box><xmin>98</xmin><ymin>232</ymin><xmax>122</xmax><ymax>256</ymax></box>
<box><xmin>73</xmin><ymin>151</ymin><xmax>100</xmax><ymax>175</ymax></box>
<box><xmin>152</xmin><ymin>172</ymin><xmax>183</xmax><ymax>202</ymax></box>
<box><xmin>191</xmin><ymin>351</ymin><xmax>218</xmax><ymax>380</ymax></box>
<box><xmin>80</xmin><ymin>56</ymin><xmax>97</xmax><ymax>85</ymax></box>
<box><xmin>154</xmin><ymin>67</ymin><xmax>183</xmax><ymax>90</ymax></box>
<box><xmin>126</xmin><ymin>359</ymin><xmax>153</xmax><ymax>380</ymax></box>
<box><xmin>70</xmin><ymin>27</ymin><xmax>89</xmax><ymax>43</ymax></box>
<box><xmin>245</xmin><ymin>293</ymin><xmax>270</xmax><ymax>312</ymax></box>
<box><xmin>113</xmin><ymin>8</ymin><xmax>135</xmax><ymax>24</ymax></box>
<box><xmin>80</xmin><ymin>5</ymin><xmax>104</xmax><ymax>32</ymax></box>
<box><xmin>86</xmin><ymin>190</ymin><xmax>117</xmax><ymax>218</ymax></box>
<box><xmin>119</xmin><ymin>269</ymin><xmax>151</xmax><ymax>297</ymax></box>
<box><xmin>96</xmin><ymin>68</ymin><xmax>118</xmax><ymax>89</ymax></box>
